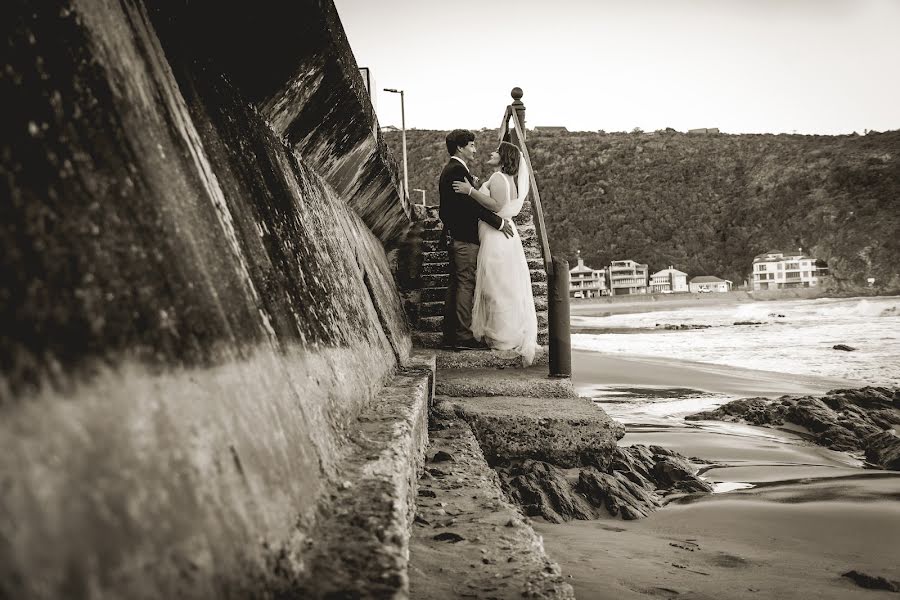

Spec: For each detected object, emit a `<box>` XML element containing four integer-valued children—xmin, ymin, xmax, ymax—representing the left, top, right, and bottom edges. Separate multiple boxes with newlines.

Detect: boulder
<box><xmin>496</xmin><ymin>444</ymin><xmax>711</xmax><ymax>522</ymax></box>
<box><xmin>576</xmin><ymin>468</ymin><xmax>659</xmax><ymax>520</ymax></box>
<box><xmin>864</xmin><ymin>430</ymin><xmax>900</xmax><ymax>470</ymax></box>
<box><xmin>686</xmin><ymin>397</ymin><xmax>785</xmax><ymax>426</ymax></box>
<box><xmin>686</xmin><ymin>387</ymin><xmax>900</xmax><ymax>470</ymax></box>
<box><xmin>500</xmin><ymin>460</ymin><xmax>598</xmax><ymax>523</ymax></box>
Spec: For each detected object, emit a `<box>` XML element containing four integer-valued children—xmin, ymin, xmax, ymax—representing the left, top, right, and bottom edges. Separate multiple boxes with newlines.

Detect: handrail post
<box><xmin>549</xmin><ymin>256</ymin><xmax>571</xmax><ymax>377</ymax></box>
<box><xmin>502</xmin><ymin>87</ymin><xmax>570</xmax><ymax>377</ymax></box>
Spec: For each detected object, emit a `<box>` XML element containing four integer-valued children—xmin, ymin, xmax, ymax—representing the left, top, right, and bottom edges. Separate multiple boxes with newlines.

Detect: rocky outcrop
<box><xmin>443</xmin><ymin>397</ymin><xmax>711</xmax><ymax>522</ymax></box>
<box><xmin>498</xmin><ymin>445</ymin><xmax>712</xmax><ymax>523</ymax></box>
<box><xmin>686</xmin><ymin>387</ymin><xmax>900</xmax><ymax>469</ymax></box>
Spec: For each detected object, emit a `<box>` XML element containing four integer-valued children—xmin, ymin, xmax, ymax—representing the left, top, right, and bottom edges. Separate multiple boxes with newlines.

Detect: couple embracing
<box><xmin>438</xmin><ymin>129</ymin><xmax>539</xmax><ymax>366</ymax></box>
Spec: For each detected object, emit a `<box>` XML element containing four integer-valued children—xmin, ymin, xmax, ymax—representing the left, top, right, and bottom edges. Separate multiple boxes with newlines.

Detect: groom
<box><xmin>438</xmin><ymin>129</ymin><xmax>514</xmax><ymax>350</ymax></box>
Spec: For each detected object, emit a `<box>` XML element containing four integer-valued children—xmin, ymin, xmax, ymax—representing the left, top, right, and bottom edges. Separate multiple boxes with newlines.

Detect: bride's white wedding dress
<box><xmin>471</xmin><ymin>162</ymin><xmax>539</xmax><ymax>366</ymax></box>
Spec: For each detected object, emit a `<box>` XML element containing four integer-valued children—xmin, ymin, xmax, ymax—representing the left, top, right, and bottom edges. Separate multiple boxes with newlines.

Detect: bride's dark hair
<box><xmin>497</xmin><ymin>141</ymin><xmax>520</xmax><ymax>176</ymax></box>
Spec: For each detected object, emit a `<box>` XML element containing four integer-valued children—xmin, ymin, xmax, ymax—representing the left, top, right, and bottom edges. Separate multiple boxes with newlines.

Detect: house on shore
<box><xmin>751</xmin><ymin>250</ymin><xmax>827</xmax><ymax>291</ymax></box>
<box><xmin>608</xmin><ymin>259</ymin><xmax>649</xmax><ymax>295</ymax></box>
<box><xmin>689</xmin><ymin>276</ymin><xmax>732</xmax><ymax>293</ymax></box>
<box><xmin>688</xmin><ymin>127</ymin><xmax>719</xmax><ymax>134</ymax></box>
<box><xmin>569</xmin><ymin>253</ymin><xmax>607</xmax><ymax>298</ymax></box>
<box><xmin>533</xmin><ymin>126</ymin><xmax>568</xmax><ymax>134</ymax></box>
<box><xmin>650</xmin><ymin>266</ymin><xmax>688</xmax><ymax>293</ymax></box>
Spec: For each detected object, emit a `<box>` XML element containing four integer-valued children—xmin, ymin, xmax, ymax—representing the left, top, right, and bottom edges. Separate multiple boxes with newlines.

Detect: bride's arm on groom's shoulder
<box><xmin>452</xmin><ymin>172</ymin><xmax>505</xmax><ymax>212</ymax></box>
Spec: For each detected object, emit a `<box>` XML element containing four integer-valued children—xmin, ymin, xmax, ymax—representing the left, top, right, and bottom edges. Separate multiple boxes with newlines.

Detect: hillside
<box><xmin>385</xmin><ymin>128</ymin><xmax>900</xmax><ymax>288</ymax></box>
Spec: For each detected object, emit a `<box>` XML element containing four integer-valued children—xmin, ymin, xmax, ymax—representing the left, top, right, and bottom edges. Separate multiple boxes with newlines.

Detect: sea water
<box><xmin>573</xmin><ymin>296</ymin><xmax>900</xmax><ymax>387</ymax></box>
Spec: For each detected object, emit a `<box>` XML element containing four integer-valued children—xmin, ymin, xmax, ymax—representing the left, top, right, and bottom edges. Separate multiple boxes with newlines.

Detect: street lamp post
<box><xmin>412</xmin><ymin>188</ymin><xmax>426</xmax><ymax>207</ymax></box>
<box><xmin>384</xmin><ymin>88</ymin><xmax>408</xmax><ymax>201</ymax></box>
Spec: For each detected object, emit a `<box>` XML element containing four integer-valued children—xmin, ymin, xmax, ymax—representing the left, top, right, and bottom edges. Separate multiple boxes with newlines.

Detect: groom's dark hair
<box><xmin>445</xmin><ymin>129</ymin><xmax>475</xmax><ymax>156</ymax></box>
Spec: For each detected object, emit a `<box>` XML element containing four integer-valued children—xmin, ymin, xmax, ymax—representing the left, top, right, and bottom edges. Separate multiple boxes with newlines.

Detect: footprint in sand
<box><xmin>710</xmin><ymin>552</ymin><xmax>751</xmax><ymax>568</ymax></box>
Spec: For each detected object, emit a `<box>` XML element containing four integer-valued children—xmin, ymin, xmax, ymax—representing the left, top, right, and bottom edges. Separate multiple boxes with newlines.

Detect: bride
<box><xmin>452</xmin><ymin>141</ymin><xmax>539</xmax><ymax>365</ymax></box>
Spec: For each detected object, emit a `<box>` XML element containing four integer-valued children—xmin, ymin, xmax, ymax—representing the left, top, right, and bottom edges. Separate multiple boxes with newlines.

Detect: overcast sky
<box><xmin>333</xmin><ymin>0</ymin><xmax>900</xmax><ymax>135</ymax></box>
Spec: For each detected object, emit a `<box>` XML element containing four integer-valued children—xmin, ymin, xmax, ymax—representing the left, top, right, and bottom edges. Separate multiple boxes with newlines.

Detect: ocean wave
<box><xmin>571</xmin><ymin>297</ymin><xmax>900</xmax><ymax>386</ymax></box>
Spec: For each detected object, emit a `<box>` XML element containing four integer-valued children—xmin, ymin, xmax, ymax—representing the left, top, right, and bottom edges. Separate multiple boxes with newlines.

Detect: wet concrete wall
<box><xmin>1</xmin><ymin>0</ymin><xmax>410</xmax><ymax>597</ymax></box>
<box><xmin>147</xmin><ymin>0</ymin><xmax>411</xmax><ymax>244</ymax></box>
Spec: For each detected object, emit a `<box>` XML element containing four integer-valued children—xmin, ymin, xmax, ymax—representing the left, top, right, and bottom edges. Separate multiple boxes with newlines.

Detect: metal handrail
<box><xmin>498</xmin><ymin>105</ymin><xmax>554</xmax><ymax>278</ymax></box>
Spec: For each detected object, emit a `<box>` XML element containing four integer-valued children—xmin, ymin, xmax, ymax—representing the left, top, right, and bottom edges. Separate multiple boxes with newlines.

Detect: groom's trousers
<box><xmin>443</xmin><ymin>239</ymin><xmax>479</xmax><ymax>344</ymax></box>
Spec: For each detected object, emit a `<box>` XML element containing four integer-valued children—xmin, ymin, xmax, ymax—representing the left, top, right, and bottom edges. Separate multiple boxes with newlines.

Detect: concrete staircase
<box><xmin>411</xmin><ymin>205</ymin><xmax>550</xmax><ymax>349</ymax></box>
<box><xmin>407</xmin><ymin>347</ymin><xmax>577</xmax><ymax>599</ymax></box>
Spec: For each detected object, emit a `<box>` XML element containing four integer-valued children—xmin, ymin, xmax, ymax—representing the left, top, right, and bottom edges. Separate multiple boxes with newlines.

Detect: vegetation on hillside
<box><xmin>385</xmin><ymin>129</ymin><xmax>900</xmax><ymax>288</ymax></box>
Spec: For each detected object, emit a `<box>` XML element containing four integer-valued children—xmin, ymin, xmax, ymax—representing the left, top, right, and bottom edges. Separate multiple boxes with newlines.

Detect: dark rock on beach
<box><xmin>841</xmin><ymin>570</ymin><xmax>900</xmax><ymax>592</ymax></box>
<box><xmin>864</xmin><ymin>431</ymin><xmax>900</xmax><ymax>471</ymax></box>
<box><xmin>686</xmin><ymin>387</ymin><xmax>900</xmax><ymax>469</ymax></box>
<box><xmin>497</xmin><ymin>445</ymin><xmax>712</xmax><ymax>523</ymax></box>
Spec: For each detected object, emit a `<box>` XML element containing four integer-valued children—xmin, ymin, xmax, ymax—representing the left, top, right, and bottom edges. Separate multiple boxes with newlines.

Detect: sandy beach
<box><xmin>535</xmin><ymin>307</ymin><xmax>900</xmax><ymax>599</ymax></box>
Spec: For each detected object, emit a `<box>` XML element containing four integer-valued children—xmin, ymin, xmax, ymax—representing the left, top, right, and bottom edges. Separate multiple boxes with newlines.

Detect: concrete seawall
<box><xmin>1</xmin><ymin>1</ymin><xmax>414</xmax><ymax>597</ymax></box>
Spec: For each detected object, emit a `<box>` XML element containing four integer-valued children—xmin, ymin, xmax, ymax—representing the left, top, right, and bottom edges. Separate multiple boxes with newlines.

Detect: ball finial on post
<box><xmin>510</xmin><ymin>87</ymin><xmax>526</xmax><ymax>143</ymax></box>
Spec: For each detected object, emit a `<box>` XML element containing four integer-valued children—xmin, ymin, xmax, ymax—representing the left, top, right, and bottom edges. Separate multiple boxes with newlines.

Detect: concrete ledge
<box><xmin>408</xmin><ymin>405</ymin><xmax>575</xmax><ymax>599</ymax></box>
<box><xmin>435</xmin><ymin>346</ymin><xmax>549</xmax><ymax>370</ymax></box>
<box><xmin>446</xmin><ymin>396</ymin><xmax>625</xmax><ymax>468</ymax></box>
<box><xmin>435</xmin><ymin>367</ymin><xmax>576</xmax><ymax>399</ymax></box>
<box><xmin>292</xmin><ymin>358</ymin><xmax>434</xmax><ymax>598</ymax></box>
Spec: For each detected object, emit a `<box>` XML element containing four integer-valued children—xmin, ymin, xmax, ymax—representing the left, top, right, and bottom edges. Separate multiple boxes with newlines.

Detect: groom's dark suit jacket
<box><xmin>438</xmin><ymin>158</ymin><xmax>503</xmax><ymax>244</ymax></box>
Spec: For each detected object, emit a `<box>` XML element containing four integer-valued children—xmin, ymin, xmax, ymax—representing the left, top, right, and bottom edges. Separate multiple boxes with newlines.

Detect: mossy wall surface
<box><xmin>0</xmin><ymin>1</ymin><xmax>410</xmax><ymax>597</ymax></box>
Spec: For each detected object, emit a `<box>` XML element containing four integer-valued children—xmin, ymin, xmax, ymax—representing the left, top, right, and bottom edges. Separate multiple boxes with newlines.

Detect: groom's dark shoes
<box><xmin>454</xmin><ymin>339</ymin><xmax>490</xmax><ymax>351</ymax></box>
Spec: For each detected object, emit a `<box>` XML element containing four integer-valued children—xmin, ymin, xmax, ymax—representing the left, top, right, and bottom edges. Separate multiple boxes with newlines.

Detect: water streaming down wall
<box><xmin>0</xmin><ymin>0</ymin><xmax>412</xmax><ymax>596</ymax></box>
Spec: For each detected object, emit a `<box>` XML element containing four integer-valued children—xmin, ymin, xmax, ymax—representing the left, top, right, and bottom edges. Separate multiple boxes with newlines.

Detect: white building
<box><xmin>569</xmin><ymin>253</ymin><xmax>606</xmax><ymax>298</ymax></box>
<box><xmin>752</xmin><ymin>250</ymin><xmax>826</xmax><ymax>291</ymax></box>
<box><xmin>608</xmin><ymin>259</ymin><xmax>649</xmax><ymax>295</ymax></box>
<box><xmin>650</xmin><ymin>266</ymin><xmax>688</xmax><ymax>293</ymax></box>
<box><xmin>689</xmin><ymin>276</ymin><xmax>732</xmax><ymax>293</ymax></box>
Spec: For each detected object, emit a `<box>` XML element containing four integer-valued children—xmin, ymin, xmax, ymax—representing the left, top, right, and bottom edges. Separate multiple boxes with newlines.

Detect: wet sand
<box><xmin>535</xmin><ymin>486</ymin><xmax>900</xmax><ymax>600</ymax></box>
<box><xmin>571</xmin><ymin>349</ymin><xmax>858</xmax><ymax>400</ymax></box>
<box><xmin>535</xmin><ymin>348</ymin><xmax>900</xmax><ymax>599</ymax></box>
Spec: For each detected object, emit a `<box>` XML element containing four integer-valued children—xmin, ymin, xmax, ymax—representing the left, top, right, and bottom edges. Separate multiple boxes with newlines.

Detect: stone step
<box><xmin>433</xmin><ymin>345</ymin><xmax>549</xmax><ymax>369</ymax></box>
<box><xmin>419</xmin><ymin>295</ymin><xmax>549</xmax><ymax>318</ymax></box>
<box><xmin>434</xmin><ymin>365</ymin><xmax>576</xmax><ymax>399</ymax></box>
<box><xmin>424</xmin><ymin>246</ymin><xmax>543</xmax><ymax>263</ymax></box>
<box><xmin>421</xmin><ymin>239</ymin><xmax>442</xmax><ymax>253</ymax></box>
<box><xmin>445</xmin><ymin>395</ymin><xmax>623</xmax><ymax>466</ymax></box>
<box><xmin>422</xmin><ymin>227</ymin><xmax>443</xmax><ymax>241</ymax></box>
<box><xmin>293</xmin><ymin>351</ymin><xmax>434</xmax><ymax>597</ymax></box>
<box><xmin>414</xmin><ymin>330</ymin><xmax>548</xmax><ymax>349</ymax></box>
<box><xmin>422</xmin><ymin>274</ymin><xmax>449</xmax><ymax>289</ymax></box>
<box><xmin>421</xmin><ymin>262</ymin><xmax>448</xmax><ymax>276</ymax></box>
<box><xmin>417</xmin><ymin>311</ymin><xmax>549</xmax><ymax>332</ymax></box>
<box><xmin>408</xmin><ymin>405</ymin><xmax>575</xmax><ymax>599</ymax></box>
<box><xmin>423</xmin><ymin>250</ymin><xmax>448</xmax><ymax>264</ymax></box>
<box><xmin>420</xmin><ymin>288</ymin><xmax>447</xmax><ymax>303</ymax></box>
<box><xmin>422</xmin><ymin>259</ymin><xmax>546</xmax><ymax>277</ymax></box>
<box><xmin>419</xmin><ymin>283</ymin><xmax>548</xmax><ymax>316</ymax></box>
